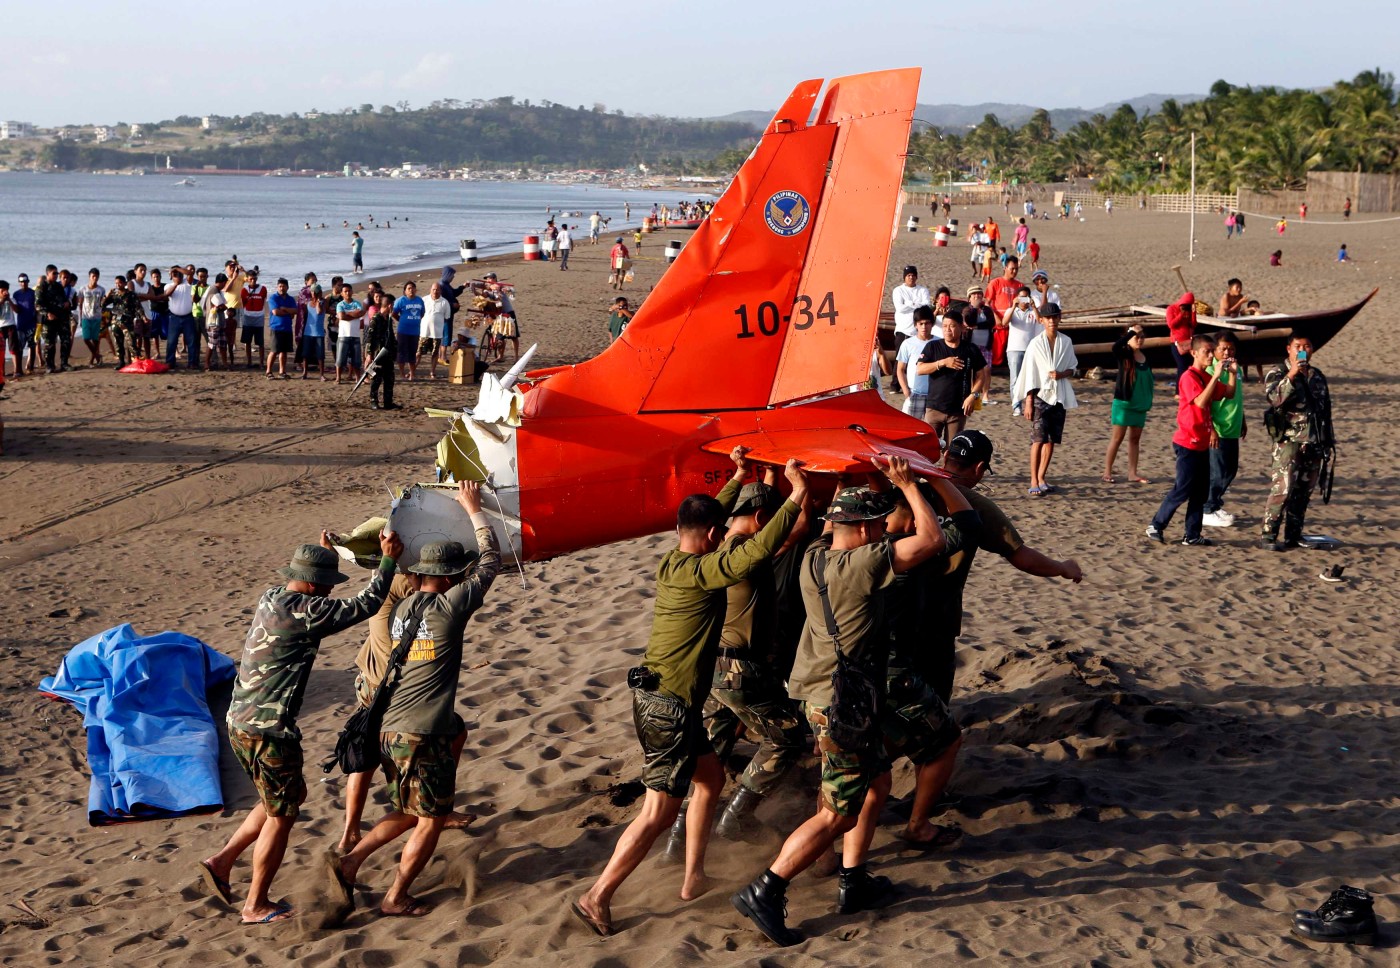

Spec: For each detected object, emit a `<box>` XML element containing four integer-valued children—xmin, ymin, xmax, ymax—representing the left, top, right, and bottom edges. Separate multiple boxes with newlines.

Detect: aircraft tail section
<box><xmin>521</xmin><ymin>69</ymin><xmax>919</xmax><ymax>420</ymax></box>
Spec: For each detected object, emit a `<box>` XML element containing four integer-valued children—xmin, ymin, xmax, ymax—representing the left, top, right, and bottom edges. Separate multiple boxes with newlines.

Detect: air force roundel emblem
<box><xmin>764</xmin><ymin>191</ymin><xmax>810</xmax><ymax>236</ymax></box>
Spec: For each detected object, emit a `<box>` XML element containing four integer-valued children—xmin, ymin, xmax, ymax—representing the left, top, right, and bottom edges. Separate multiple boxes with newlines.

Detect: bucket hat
<box><xmin>822</xmin><ymin>486</ymin><xmax>894</xmax><ymax>523</ymax></box>
<box><xmin>411</xmin><ymin>540</ymin><xmax>478</xmax><ymax>576</ymax></box>
<box><xmin>279</xmin><ymin>544</ymin><xmax>348</xmax><ymax>586</ymax></box>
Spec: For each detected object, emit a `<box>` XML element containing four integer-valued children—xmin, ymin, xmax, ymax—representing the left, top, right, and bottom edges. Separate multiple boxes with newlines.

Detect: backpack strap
<box><xmin>363</xmin><ymin>593</ymin><xmax>433</xmax><ymax>724</ymax></box>
<box><xmin>812</xmin><ymin>549</ymin><xmax>844</xmax><ymax>653</ymax></box>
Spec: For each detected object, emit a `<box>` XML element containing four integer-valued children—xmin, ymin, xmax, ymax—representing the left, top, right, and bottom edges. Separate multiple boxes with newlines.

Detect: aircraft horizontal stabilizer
<box><xmin>700</xmin><ymin>428</ymin><xmax>950</xmax><ymax>478</ymax></box>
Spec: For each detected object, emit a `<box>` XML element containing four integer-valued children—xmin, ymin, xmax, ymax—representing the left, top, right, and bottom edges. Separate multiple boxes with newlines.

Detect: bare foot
<box><xmin>679</xmin><ymin>872</ymin><xmax>713</xmax><ymax>901</ymax></box>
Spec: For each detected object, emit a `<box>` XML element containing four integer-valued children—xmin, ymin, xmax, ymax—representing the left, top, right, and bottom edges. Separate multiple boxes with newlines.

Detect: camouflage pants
<box><xmin>379</xmin><ymin>732</ymin><xmax>456</xmax><ymax>818</ymax></box>
<box><xmin>802</xmin><ymin>703</ymin><xmax>889</xmax><ymax>819</ymax></box>
<box><xmin>882</xmin><ymin>670</ymin><xmax>962</xmax><ymax>767</ymax></box>
<box><xmin>228</xmin><ymin>727</ymin><xmax>307</xmax><ymax>819</ymax></box>
<box><xmin>702</xmin><ymin>657</ymin><xmax>808</xmax><ymax>797</ymax></box>
<box><xmin>1262</xmin><ymin>441</ymin><xmax>1322</xmax><ymax>541</ymax></box>
<box><xmin>114</xmin><ymin>323</ymin><xmax>141</xmax><ymax>363</ymax></box>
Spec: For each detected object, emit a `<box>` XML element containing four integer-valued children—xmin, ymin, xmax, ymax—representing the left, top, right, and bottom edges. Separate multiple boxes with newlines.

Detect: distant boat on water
<box><xmin>174</xmin><ymin>177</ymin><xmax>197</xmax><ymax>187</ymax></box>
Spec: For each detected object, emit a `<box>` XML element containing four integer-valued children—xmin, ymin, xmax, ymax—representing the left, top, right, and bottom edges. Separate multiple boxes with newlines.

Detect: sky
<box><xmin>4</xmin><ymin>0</ymin><xmax>1397</xmax><ymax>127</ymax></box>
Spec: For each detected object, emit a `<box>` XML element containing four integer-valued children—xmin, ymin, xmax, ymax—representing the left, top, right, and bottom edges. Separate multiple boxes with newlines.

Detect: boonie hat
<box><xmin>279</xmin><ymin>544</ymin><xmax>348</xmax><ymax>586</ymax></box>
<box><xmin>823</xmin><ymin>486</ymin><xmax>894</xmax><ymax>523</ymax></box>
<box><xmin>965</xmin><ymin>285</ymin><xmax>984</xmax><ymax>297</ymax></box>
<box><xmin>946</xmin><ymin>430</ymin><xmax>994</xmax><ymax>467</ymax></box>
<box><xmin>730</xmin><ymin>482</ymin><xmax>782</xmax><ymax>518</ymax></box>
<box><xmin>411</xmin><ymin>540</ymin><xmax>478</xmax><ymax>576</ymax></box>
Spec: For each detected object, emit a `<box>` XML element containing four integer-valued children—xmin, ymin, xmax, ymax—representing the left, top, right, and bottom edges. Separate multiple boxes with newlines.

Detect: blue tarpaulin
<box><xmin>39</xmin><ymin>624</ymin><xmax>238</xmax><ymax>826</ymax></box>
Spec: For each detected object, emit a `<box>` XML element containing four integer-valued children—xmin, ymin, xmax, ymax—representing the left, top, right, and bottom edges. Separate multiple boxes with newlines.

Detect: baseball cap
<box><xmin>730</xmin><ymin>482</ymin><xmax>782</xmax><ymax>517</ymax></box>
<box><xmin>822</xmin><ymin>486</ymin><xmax>894</xmax><ymax>523</ymax></box>
<box><xmin>17</xmin><ymin>274</ymin><xmax>28</xmax><ymax>282</ymax></box>
<box><xmin>1039</xmin><ymin>301</ymin><xmax>1062</xmax><ymax>318</ymax></box>
<box><xmin>945</xmin><ymin>430</ymin><xmax>994</xmax><ymax>468</ymax></box>
<box><xmin>902</xmin><ymin>265</ymin><xmax>918</xmax><ymax>276</ymax></box>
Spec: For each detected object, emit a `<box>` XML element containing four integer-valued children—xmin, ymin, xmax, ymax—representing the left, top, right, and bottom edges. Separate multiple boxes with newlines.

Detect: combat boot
<box><xmin>658</xmin><ymin>804</ymin><xmax>685</xmax><ymax>866</ymax></box>
<box><xmin>836</xmin><ymin>863</ymin><xmax>894</xmax><ymax>914</ymax></box>
<box><xmin>716</xmin><ymin>786</ymin><xmax>765</xmax><ymax>842</ymax></box>
<box><xmin>1293</xmin><ymin>885</ymin><xmax>1378</xmax><ymax>945</ymax></box>
<box><xmin>731</xmin><ymin>870</ymin><xmax>802</xmax><ymax>947</ymax></box>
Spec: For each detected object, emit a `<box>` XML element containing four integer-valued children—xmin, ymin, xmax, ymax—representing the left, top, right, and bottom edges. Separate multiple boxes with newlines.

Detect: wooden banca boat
<box><xmin>879</xmin><ymin>289</ymin><xmax>1376</xmax><ymax>371</ymax></box>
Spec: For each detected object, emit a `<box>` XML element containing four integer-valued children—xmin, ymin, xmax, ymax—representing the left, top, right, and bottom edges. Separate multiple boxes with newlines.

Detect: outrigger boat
<box><xmin>879</xmin><ymin>288</ymin><xmax>1376</xmax><ymax>371</ymax></box>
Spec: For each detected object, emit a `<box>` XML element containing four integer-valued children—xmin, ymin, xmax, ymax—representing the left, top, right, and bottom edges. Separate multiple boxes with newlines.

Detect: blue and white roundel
<box><xmin>764</xmin><ymin>191</ymin><xmax>810</xmax><ymax>236</ymax></box>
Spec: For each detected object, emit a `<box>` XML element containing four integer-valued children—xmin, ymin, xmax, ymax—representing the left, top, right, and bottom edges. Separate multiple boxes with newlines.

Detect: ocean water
<box><xmin>0</xmin><ymin>172</ymin><xmax>705</xmax><ymax>283</ymax></box>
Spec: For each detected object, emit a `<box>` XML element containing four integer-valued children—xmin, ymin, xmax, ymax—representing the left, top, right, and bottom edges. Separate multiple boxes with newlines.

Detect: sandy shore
<box><xmin>1</xmin><ymin>205</ymin><xmax>1397</xmax><ymax>965</ymax></box>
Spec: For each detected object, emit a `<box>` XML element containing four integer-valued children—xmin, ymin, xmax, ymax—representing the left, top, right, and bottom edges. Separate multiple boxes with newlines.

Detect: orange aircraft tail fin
<box><xmin>523</xmin><ymin>68</ymin><xmax>920</xmax><ymax>419</ymax></box>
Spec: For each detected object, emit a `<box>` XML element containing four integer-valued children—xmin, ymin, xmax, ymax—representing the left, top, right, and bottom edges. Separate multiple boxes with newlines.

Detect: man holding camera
<box><xmin>1259</xmin><ymin>336</ymin><xmax>1333</xmax><ymax>551</ymax></box>
<box><xmin>573</xmin><ymin>448</ymin><xmax>806</xmax><ymax>937</ymax></box>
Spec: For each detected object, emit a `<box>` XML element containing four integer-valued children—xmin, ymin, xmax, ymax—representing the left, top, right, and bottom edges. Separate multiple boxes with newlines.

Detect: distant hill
<box><xmin>711</xmin><ymin>94</ymin><xmax>1203</xmax><ymax>132</ymax></box>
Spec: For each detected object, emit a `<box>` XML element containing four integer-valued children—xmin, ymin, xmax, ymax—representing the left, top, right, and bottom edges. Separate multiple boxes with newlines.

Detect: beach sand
<box><xmin>1</xmin><ymin>206</ymin><xmax>1397</xmax><ymax>964</ymax></box>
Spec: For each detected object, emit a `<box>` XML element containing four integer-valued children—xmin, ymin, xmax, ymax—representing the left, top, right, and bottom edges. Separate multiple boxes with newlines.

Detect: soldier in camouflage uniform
<box><xmin>1260</xmin><ymin>336</ymin><xmax>1334</xmax><ymax>551</ymax></box>
<box><xmin>201</xmin><ymin>529</ymin><xmax>402</xmax><ymax>925</ymax></box>
<box><xmin>661</xmin><ymin>478</ymin><xmax>811</xmax><ymax>856</ymax></box>
<box><xmin>101</xmin><ymin>276</ymin><xmax>144</xmax><ymax>367</ymax></box>
<box><xmin>733</xmin><ymin>461</ymin><xmax>949</xmax><ymax>948</ymax></box>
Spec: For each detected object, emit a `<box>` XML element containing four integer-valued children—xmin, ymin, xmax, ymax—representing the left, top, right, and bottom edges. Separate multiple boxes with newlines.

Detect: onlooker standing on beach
<box><xmin>895</xmin><ymin>307</ymin><xmax>936</xmax><ymax>418</ymax></box>
<box><xmin>298</xmin><ymin>285</ymin><xmax>326</xmax><ymax>380</ymax></box>
<box><xmin>610</xmin><ymin>237</ymin><xmax>631</xmax><ymax>290</ymax></box>
<box><xmin>1202</xmin><ymin>333</ymin><xmax>1245</xmax><ymax>528</ymax></box>
<box><xmin>364</xmin><ymin>292</ymin><xmax>397</xmax><ymax>409</ymax></box>
<box><xmin>240</xmin><ymin>271</ymin><xmax>268</xmax><ymax>369</ymax></box>
<box><xmin>1146</xmin><ymin>334</ymin><xmax>1236</xmax><ymax>546</ymax></box>
<box><xmin>392</xmin><ymin>282</ymin><xmax>425</xmax><ymax>382</ymax></box>
<box><xmin>1259</xmin><ymin>336</ymin><xmax>1333</xmax><ymax>551</ymax></box>
<box><xmin>890</xmin><ymin>265</ymin><xmax>930</xmax><ymax>354</ymax></box>
<box><xmin>1014</xmin><ymin>303</ymin><xmax>1077</xmax><ymax>496</ymax></box>
<box><xmin>1343</xmin><ymin>197</ymin><xmax>1352</xmax><ymax>219</ymax></box>
<box><xmin>35</xmin><ymin>265</ymin><xmax>73</xmax><ymax>373</ymax></box>
<box><xmin>202</xmin><ymin>273</ymin><xmax>232</xmax><ymax>370</ymax></box>
<box><xmin>914</xmin><ymin>310</ymin><xmax>987</xmax><ymax>444</ymax></box>
<box><xmin>1104</xmin><ymin>325</ymin><xmax>1153</xmax><ymax>483</ymax></box>
<box><xmin>147</xmin><ymin>268</ymin><xmax>169</xmax><ymax>360</ymax></box>
<box><xmin>0</xmin><ymin>280</ymin><xmax>20</xmax><ymax>382</ymax></box>
<box><xmin>418</xmin><ymin>282</ymin><xmax>449</xmax><ymax>380</ymax></box>
<box><xmin>557</xmin><ymin>224</ymin><xmax>573</xmax><ymax>270</ymax></box>
<box><xmin>265</xmin><ymin>278</ymin><xmax>297</xmax><ymax>379</ymax></box>
<box><xmin>351</xmin><ymin>232</ymin><xmax>364</xmax><ymax>274</ymax></box>
<box><xmin>606</xmin><ymin>296</ymin><xmax>632</xmax><ymax>342</ymax></box>
<box><xmin>12</xmin><ymin>274</ymin><xmax>37</xmax><ymax>375</ymax></box>
<box><xmin>77</xmin><ymin>270</ymin><xmax>106</xmax><ymax>367</ymax></box>
<box><xmin>103</xmin><ymin>275</ymin><xmax>143</xmax><ymax>367</ymax></box>
<box><xmin>1002</xmin><ymin>286</ymin><xmax>1042</xmax><ymax>418</ymax></box>
<box><xmin>589</xmin><ymin>211</ymin><xmax>603</xmax><ymax>244</ymax></box>
<box><xmin>334</xmin><ymin>282</ymin><xmax>365</xmax><ymax>385</ymax></box>
<box><xmin>164</xmin><ymin>266</ymin><xmax>199</xmax><ymax>369</ymax></box>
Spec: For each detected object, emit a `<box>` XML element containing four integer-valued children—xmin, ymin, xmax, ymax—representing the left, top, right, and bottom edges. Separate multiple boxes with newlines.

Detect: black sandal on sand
<box><xmin>571</xmin><ymin>899</ymin><xmax>613</xmax><ymax>936</ymax></box>
<box><xmin>241</xmin><ymin>901</ymin><xmax>294</xmax><ymax>925</ymax></box>
<box><xmin>381</xmin><ymin>897</ymin><xmax>431</xmax><ymax>918</ymax></box>
<box><xmin>199</xmin><ymin>860</ymin><xmax>235</xmax><ymax>906</ymax></box>
<box><xmin>899</xmin><ymin>825</ymin><xmax>963</xmax><ymax>851</ymax></box>
<box><xmin>1320</xmin><ymin>565</ymin><xmax>1346</xmax><ymax>583</ymax></box>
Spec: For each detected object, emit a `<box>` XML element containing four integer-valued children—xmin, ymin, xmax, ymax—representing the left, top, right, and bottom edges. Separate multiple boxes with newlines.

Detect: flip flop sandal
<box><xmin>241</xmin><ymin>901</ymin><xmax>294</xmax><ymax>925</ymax></box>
<box><xmin>381</xmin><ymin>897</ymin><xmax>432</xmax><ymax>918</ymax></box>
<box><xmin>1319</xmin><ymin>565</ymin><xmax>1346</xmax><ymax>583</ymax></box>
<box><xmin>199</xmin><ymin>861</ymin><xmax>235</xmax><ymax>906</ymax></box>
<box><xmin>571</xmin><ymin>899</ymin><xmax>613</xmax><ymax>937</ymax></box>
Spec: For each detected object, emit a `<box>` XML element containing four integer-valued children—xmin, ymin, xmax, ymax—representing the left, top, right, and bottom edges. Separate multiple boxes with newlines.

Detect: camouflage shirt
<box><xmin>1264</xmin><ymin>362</ymin><xmax>1330</xmax><ymax>445</ymax></box>
<box><xmin>227</xmin><ymin>556</ymin><xmax>397</xmax><ymax>739</ymax></box>
<box><xmin>102</xmin><ymin>289</ymin><xmax>143</xmax><ymax>328</ymax></box>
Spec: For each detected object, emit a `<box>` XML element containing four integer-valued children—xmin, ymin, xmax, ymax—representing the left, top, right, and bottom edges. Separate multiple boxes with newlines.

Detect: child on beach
<box><xmin>633</xmin><ymin>228</ymin><xmax>644</xmax><ymax>250</ymax></box>
<box><xmin>1270</xmin><ymin>250</ymin><xmax>1283</xmax><ymax>267</ymax></box>
<box><xmin>1337</xmin><ymin>244</ymin><xmax>1351</xmax><ymax>263</ymax></box>
<box><xmin>1276</xmin><ymin>217</ymin><xmax>1287</xmax><ymax>235</ymax></box>
<box><xmin>1029</xmin><ymin>238</ymin><xmax>1040</xmax><ymax>269</ymax></box>
<box><xmin>981</xmin><ymin>246</ymin><xmax>994</xmax><ymax>281</ymax></box>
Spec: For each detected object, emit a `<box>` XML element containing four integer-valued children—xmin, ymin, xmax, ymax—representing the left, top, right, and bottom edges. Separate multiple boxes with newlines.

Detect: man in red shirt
<box><xmin>1145</xmin><ymin>334</ymin><xmax>1237</xmax><ymax>546</ymax></box>
<box><xmin>1165</xmin><ymin>291</ymin><xmax>1196</xmax><ymax>376</ymax></box>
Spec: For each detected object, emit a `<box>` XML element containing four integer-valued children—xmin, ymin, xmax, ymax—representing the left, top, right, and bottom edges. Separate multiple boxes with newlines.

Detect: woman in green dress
<box><xmin>1104</xmin><ymin>325</ymin><xmax>1154</xmax><ymax>483</ymax></box>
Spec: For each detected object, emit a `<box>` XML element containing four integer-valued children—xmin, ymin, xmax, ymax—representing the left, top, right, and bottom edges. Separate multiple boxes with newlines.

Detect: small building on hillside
<box><xmin>0</xmin><ymin>121</ymin><xmax>35</xmax><ymax>139</ymax></box>
<box><xmin>201</xmin><ymin>116</ymin><xmax>222</xmax><ymax>130</ymax></box>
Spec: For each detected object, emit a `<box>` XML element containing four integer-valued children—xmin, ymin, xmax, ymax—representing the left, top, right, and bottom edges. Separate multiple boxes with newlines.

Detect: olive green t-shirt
<box><xmin>929</xmin><ymin>487</ymin><xmax>1023</xmax><ymax>638</ymax></box>
<box><xmin>717</xmin><ymin>533</ymin><xmax>778</xmax><ymax>657</ymax></box>
<box><xmin>643</xmin><ymin>485</ymin><xmax>799</xmax><ymax>709</ymax></box>
<box><xmin>787</xmin><ymin>538</ymin><xmax>896</xmax><ymax>709</ymax></box>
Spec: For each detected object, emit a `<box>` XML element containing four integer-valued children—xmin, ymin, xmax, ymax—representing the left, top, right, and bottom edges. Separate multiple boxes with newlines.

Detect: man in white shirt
<box><xmin>1029</xmin><ymin>269</ymin><xmax>1062</xmax><ymax>314</ymax></box>
<box><xmin>164</xmin><ymin>266</ymin><xmax>199</xmax><ymax>369</ymax></box>
<box><xmin>895</xmin><ymin>308</ymin><xmax>936</xmax><ymax>418</ymax></box>
<box><xmin>890</xmin><ymin>265</ymin><xmax>928</xmax><ymax>391</ymax></box>
<box><xmin>418</xmin><ymin>282</ymin><xmax>451</xmax><ymax>379</ymax></box>
<box><xmin>589</xmin><ymin>211</ymin><xmax>603</xmax><ymax>244</ymax></box>
<box><xmin>557</xmin><ymin>224</ymin><xmax>574</xmax><ymax>271</ymax></box>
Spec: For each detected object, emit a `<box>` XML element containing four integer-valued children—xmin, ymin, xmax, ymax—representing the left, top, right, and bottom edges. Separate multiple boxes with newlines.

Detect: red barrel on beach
<box><xmin>933</xmin><ymin>226</ymin><xmax>949</xmax><ymax>247</ymax></box>
<box><xmin>522</xmin><ymin>236</ymin><xmax>541</xmax><ymax>261</ymax></box>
